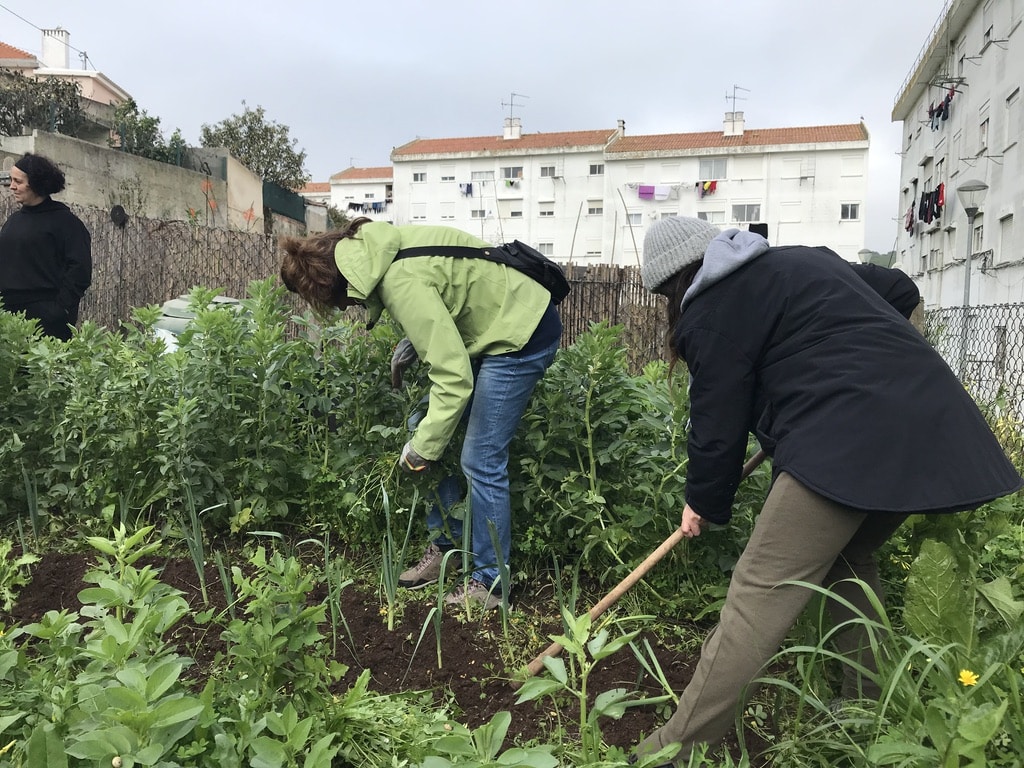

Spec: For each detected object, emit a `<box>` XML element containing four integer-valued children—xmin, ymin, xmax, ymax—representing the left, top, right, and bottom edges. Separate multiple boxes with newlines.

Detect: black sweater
<box><xmin>676</xmin><ymin>245</ymin><xmax>1023</xmax><ymax>523</ymax></box>
<box><xmin>0</xmin><ymin>198</ymin><xmax>92</xmax><ymax>309</ymax></box>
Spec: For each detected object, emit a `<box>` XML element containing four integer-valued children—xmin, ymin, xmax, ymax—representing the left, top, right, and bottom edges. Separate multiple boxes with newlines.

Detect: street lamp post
<box><xmin>955</xmin><ymin>179</ymin><xmax>989</xmax><ymax>378</ymax></box>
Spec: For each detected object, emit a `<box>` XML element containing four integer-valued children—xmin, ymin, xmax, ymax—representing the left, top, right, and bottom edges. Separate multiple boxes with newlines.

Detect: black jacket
<box><xmin>0</xmin><ymin>198</ymin><xmax>92</xmax><ymax>310</ymax></box>
<box><xmin>676</xmin><ymin>244</ymin><xmax>1023</xmax><ymax>523</ymax></box>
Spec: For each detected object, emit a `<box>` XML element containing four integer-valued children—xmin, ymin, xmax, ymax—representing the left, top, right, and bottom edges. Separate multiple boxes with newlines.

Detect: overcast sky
<box><xmin>2</xmin><ymin>0</ymin><xmax>943</xmax><ymax>252</ymax></box>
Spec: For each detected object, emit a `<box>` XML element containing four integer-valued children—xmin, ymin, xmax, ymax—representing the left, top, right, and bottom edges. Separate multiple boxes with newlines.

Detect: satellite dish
<box><xmin>110</xmin><ymin>205</ymin><xmax>128</xmax><ymax>228</ymax></box>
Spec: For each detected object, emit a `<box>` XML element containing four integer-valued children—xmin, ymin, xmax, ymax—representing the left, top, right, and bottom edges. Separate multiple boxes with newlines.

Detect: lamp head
<box><xmin>956</xmin><ymin>179</ymin><xmax>989</xmax><ymax>218</ymax></box>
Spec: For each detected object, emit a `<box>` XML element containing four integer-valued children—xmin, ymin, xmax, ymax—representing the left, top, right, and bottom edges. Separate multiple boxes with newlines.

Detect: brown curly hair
<box><xmin>279</xmin><ymin>217</ymin><xmax>372</xmax><ymax>314</ymax></box>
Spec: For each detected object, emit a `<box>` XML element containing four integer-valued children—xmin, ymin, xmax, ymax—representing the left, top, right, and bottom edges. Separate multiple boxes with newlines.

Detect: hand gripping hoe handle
<box><xmin>520</xmin><ymin>448</ymin><xmax>767</xmax><ymax>682</ymax></box>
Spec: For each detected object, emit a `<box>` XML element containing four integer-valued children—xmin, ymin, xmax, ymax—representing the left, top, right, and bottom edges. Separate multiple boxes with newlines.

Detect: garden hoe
<box><xmin>519</xmin><ymin>448</ymin><xmax>768</xmax><ymax>683</ymax></box>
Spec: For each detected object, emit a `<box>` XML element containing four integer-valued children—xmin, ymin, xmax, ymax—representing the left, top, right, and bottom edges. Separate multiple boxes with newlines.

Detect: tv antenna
<box><xmin>725</xmin><ymin>84</ymin><xmax>750</xmax><ymax>112</ymax></box>
<box><xmin>502</xmin><ymin>92</ymin><xmax>529</xmax><ymax>120</ymax></box>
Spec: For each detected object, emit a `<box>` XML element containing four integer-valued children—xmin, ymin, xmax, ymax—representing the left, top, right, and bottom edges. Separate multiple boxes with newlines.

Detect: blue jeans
<box><xmin>425</xmin><ymin>336</ymin><xmax>559</xmax><ymax>590</ymax></box>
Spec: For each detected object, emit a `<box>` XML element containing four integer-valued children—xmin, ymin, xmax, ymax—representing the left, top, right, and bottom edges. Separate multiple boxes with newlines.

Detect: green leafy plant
<box><xmin>0</xmin><ymin>538</ymin><xmax>38</xmax><ymax>613</ymax></box>
<box><xmin>420</xmin><ymin>711</ymin><xmax>557</xmax><ymax>768</ymax></box>
<box><xmin>516</xmin><ymin>607</ymin><xmax>670</xmax><ymax>764</ymax></box>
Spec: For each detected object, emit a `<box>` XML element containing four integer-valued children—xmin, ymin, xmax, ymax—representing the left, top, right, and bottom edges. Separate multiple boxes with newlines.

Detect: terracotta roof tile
<box><xmin>0</xmin><ymin>41</ymin><xmax>37</xmax><ymax>61</ymax></box>
<box><xmin>392</xmin><ymin>129</ymin><xmax>618</xmax><ymax>158</ymax></box>
<box><xmin>607</xmin><ymin>124</ymin><xmax>868</xmax><ymax>153</ymax></box>
<box><xmin>330</xmin><ymin>166</ymin><xmax>393</xmax><ymax>181</ymax></box>
<box><xmin>299</xmin><ymin>182</ymin><xmax>331</xmax><ymax>194</ymax></box>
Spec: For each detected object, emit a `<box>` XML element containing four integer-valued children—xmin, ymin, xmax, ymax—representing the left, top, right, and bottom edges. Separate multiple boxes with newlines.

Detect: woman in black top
<box><xmin>0</xmin><ymin>153</ymin><xmax>92</xmax><ymax>340</ymax></box>
<box><xmin>631</xmin><ymin>216</ymin><xmax>1022</xmax><ymax>765</ymax></box>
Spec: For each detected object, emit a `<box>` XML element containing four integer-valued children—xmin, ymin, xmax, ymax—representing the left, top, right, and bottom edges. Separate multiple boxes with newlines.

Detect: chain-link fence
<box><xmin>925</xmin><ymin>304</ymin><xmax>1024</xmax><ymax>415</ymax></box>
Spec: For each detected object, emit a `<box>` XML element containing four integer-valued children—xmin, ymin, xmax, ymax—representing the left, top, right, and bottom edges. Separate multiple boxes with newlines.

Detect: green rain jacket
<box><xmin>335</xmin><ymin>222</ymin><xmax>551</xmax><ymax>460</ymax></box>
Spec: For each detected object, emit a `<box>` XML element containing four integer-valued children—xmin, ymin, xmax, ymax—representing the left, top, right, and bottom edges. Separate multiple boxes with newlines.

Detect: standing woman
<box><xmin>280</xmin><ymin>218</ymin><xmax>562</xmax><ymax>609</ymax></box>
<box><xmin>632</xmin><ymin>217</ymin><xmax>1022</xmax><ymax>765</ymax></box>
<box><xmin>0</xmin><ymin>153</ymin><xmax>92</xmax><ymax>341</ymax></box>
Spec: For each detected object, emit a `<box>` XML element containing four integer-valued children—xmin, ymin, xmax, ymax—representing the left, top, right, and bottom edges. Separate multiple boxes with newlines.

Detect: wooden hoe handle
<box><xmin>520</xmin><ymin>448</ymin><xmax>767</xmax><ymax>681</ymax></box>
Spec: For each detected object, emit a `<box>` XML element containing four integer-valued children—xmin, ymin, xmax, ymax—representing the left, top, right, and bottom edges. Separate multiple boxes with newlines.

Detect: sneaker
<box><xmin>444</xmin><ymin>578</ymin><xmax>502</xmax><ymax>610</ymax></box>
<box><xmin>398</xmin><ymin>543</ymin><xmax>455</xmax><ymax>589</ymax></box>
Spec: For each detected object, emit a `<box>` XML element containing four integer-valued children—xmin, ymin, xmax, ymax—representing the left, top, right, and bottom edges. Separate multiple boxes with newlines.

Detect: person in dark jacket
<box><xmin>631</xmin><ymin>216</ymin><xmax>1023</xmax><ymax>765</ymax></box>
<box><xmin>0</xmin><ymin>153</ymin><xmax>92</xmax><ymax>341</ymax></box>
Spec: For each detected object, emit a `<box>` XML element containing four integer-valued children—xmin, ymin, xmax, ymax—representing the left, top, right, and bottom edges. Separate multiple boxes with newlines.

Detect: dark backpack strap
<box><xmin>393</xmin><ymin>245</ymin><xmax>486</xmax><ymax>260</ymax></box>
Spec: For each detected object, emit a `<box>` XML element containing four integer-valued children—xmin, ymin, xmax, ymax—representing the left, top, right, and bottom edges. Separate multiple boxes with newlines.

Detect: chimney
<box><xmin>503</xmin><ymin>116</ymin><xmax>522</xmax><ymax>140</ymax></box>
<box><xmin>41</xmin><ymin>28</ymin><xmax>71</xmax><ymax>69</ymax></box>
<box><xmin>723</xmin><ymin>110</ymin><xmax>745</xmax><ymax>137</ymax></box>
<box><xmin>617</xmin><ymin>118</ymin><xmax>626</xmax><ymax>137</ymax></box>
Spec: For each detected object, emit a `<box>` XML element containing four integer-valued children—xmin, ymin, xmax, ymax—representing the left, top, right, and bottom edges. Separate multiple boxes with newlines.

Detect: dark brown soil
<box><xmin>2</xmin><ymin>549</ymin><xmax>770</xmax><ymax>764</ymax></box>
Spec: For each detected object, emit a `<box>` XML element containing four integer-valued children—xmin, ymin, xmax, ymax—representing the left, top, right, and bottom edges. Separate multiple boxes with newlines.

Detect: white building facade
<box><xmin>329</xmin><ymin>166</ymin><xmax>393</xmax><ymax>222</ymax></box>
<box><xmin>388</xmin><ymin>115</ymin><xmax>869</xmax><ymax>264</ymax></box>
<box><xmin>893</xmin><ymin>0</ymin><xmax>1024</xmax><ymax>308</ymax></box>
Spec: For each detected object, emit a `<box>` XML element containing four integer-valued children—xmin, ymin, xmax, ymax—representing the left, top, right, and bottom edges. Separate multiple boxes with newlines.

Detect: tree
<box><xmin>200</xmin><ymin>102</ymin><xmax>309</xmax><ymax>190</ymax></box>
<box><xmin>110</xmin><ymin>98</ymin><xmax>187</xmax><ymax>164</ymax></box>
<box><xmin>327</xmin><ymin>205</ymin><xmax>350</xmax><ymax>230</ymax></box>
<box><xmin>0</xmin><ymin>73</ymin><xmax>84</xmax><ymax>137</ymax></box>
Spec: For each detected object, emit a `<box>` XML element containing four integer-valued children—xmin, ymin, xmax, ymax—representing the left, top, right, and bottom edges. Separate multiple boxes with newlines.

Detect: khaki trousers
<box><xmin>636</xmin><ymin>472</ymin><xmax>907</xmax><ymax>763</ymax></box>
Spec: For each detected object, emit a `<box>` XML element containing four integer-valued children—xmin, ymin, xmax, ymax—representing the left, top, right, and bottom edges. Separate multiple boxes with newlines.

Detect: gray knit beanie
<box><xmin>640</xmin><ymin>216</ymin><xmax>720</xmax><ymax>292</ymax></box>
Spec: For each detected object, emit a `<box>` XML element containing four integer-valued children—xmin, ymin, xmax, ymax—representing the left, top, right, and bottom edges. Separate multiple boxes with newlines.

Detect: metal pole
<box><xmin>959</xmin><ymin>208</ymin><xmax>978</xmax><ymax>379</ymax></box>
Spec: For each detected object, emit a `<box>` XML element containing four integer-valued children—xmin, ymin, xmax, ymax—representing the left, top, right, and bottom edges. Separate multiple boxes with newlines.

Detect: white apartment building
<box><xmin>388</xmin><ymin>115</ymin><xmax>869</xmax><ymax>264</ymax></box>
<box><xmin>893</xmin><ymin>0</ymin><xmax>1024</xmax><ymax>307</ymax></box>
<box><xmin>329</xmin><ymin>166</ymin><xmax>394</xmax><ymax>221</ymax></box>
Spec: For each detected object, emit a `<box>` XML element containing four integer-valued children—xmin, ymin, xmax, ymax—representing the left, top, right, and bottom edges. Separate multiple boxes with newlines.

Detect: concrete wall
<box><xmin>0</xmin><ymin>131</ymin><xmax>284</xmax><ymax>232</ymax></box>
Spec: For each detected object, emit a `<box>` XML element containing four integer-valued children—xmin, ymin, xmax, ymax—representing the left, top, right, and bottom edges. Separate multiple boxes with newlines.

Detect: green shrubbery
<box><xmin>0</xmin><ymin>280</ymin><xmax>1022</xmax><ymax>766</ymax></box>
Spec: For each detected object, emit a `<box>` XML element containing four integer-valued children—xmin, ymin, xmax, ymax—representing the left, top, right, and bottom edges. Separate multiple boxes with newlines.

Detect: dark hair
<box><xmin>657</xmin><ymin>260</ymin><xmax>704</xmax><ymax>377</ymax></box>
<box><xmin>278</xmin><ymin>217</ymin><xmax>372</xmax><ymax>315</ymax></box>
<box><xmin>13</xmin><ymin>153</ymin><xmax>66</xmax><ymax>197</ymax></box>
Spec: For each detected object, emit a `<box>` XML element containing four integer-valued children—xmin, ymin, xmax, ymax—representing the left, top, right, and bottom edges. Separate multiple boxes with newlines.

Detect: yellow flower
<box><xmin>958</xmin><ymin>669</ymin><xmax>979</xmax><ymax>686</ymax></box>
<box><xmin>0</xmin><ymin>740</ymin><xmax>15</xmax><ymax>756</ymax></box>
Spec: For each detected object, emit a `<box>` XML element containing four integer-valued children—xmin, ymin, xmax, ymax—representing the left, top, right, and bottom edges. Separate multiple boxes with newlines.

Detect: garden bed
<box><xmin>2</xmin><ymin>547</ymin><xmax>769</xmax><ymax>763</ymax></box>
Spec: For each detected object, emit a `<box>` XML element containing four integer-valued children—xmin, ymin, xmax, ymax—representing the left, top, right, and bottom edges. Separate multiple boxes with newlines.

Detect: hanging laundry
<box><xmin>653</xmin><ymin>185</ymin><xmax>671</xmax><ymax>201</ymax></box>
<box><xmin>937</xmin><ymin>182</ymin><xmax>945</xmax><ymax>208</ymax></box>
<box><xmin>695</xmin><ymin>182</ymin><xmax>705</xmax><ymax>199</ymax></box>
<box><xmin>904</xmin><ymin>205</ymin><xmax>915</xmax><ymax>233</ymax></box>
<box><xmin>707</xmin><ymin>180</ymin><xmax>718</xmax><ymax>194</ymax></box>
<box><xmin>638</xmin><ymin>185</ymin><xmax>655</xmax><ymax>199</ymax></box>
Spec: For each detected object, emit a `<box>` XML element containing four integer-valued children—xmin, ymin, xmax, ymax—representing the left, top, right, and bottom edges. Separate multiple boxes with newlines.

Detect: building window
<box><xmin>501</xmin><ymin>166</ymin><xmax>523</xmax><ymax>179</ymax></box>
<box><xmin>697</xmin><ymin>211</ymin><xmax>725</xmax><ymax>224</ymax></box>
<box><xmin>510</xmin><ymin>210</ymin><xmax>523</xmax><ymax>218</ymax></box>
<box><xmin>471</xmin><ymin>170</ymin><xmax>494</xmax><ymax>182</ymax></box>
<box><xmin>540</xmin><ymin>165</ymin><xmax>556</xmax><ymax>177</ymax></box>
<box><xmin>364</xmin><ymin>193</ymin><xmax>375</xmax><ymax>199</ymax></box>
<box><xmin>537</xmin><ymin>242</ymin><xmax>554</xmax><ymax>256</ymax></box>
<box><xmin>999</xmin><ymin>214</ymin><xmax>1013</xmax><ymax>263</ymax></box>
<box><xmin>587</xmin><ymin>200</ymin><xmax>603</xmax><ymax>215</ymax></box>
<box><xmin>979</xmin><ymin>118</ymin><xmax>989</xmax><ymax>153</ymax></box>
<box><xmin>1006</xmin><ymin>88</ymin><xmax>1021</xmax><ymax>149</ymax></box>
<box><xmin>589</xmin><ymin>163</ymin><xmax>604</xmax><ymax>176</ymax></box>
<box><xmin>471</xmin><ymin>209</ymin><xmax>487</xmax><ymax>219</ymax></box>
<box><xmin>440</xmin><ymin>202</ymin><xmax>455</xmax><ymax>220</ymax></box>
<box><xmin>413</xmin><ymin>172</ymin><xmax>427</xmax><ymax>183</ymax></box>
<box><xmin>627</xmin><ymin>212</ymin><xmax>642</xmax><ymax>226</ymax></box>
<box><xmin>411</xmin><ymin>203</ymin><xmax>427</xmax><ymax>221</ymax></box>
<box><xmin>539</xmin><ymin>202</ymin><xmax>554</xmax><ymax>217</ymax></box>
<box><xmin>972</xmin><ymin>216</ymin><xmax>984</xmax><ymax>253</ymax></box>
<box><xmin>928</xmin><ymin>232</ymin><xmax>942</xmax><ymax>269</ymax></box>
<box><xmin>699</xmin><ymin>158</ymin><xmax>727</xmax><ymax>180</ymax></box>
<box><xmin>440</xmin><ymin>174</ymin><xmax>455</xmax><ymax>182</ymax></box>
<box><xmin>840</xmin><ymin>203</ymin><xmax>861</xmax><ymax>220</ymax></box>
<box><xmin>732</xmin><ymin>204</ymin><xmax>761</xmax><ymax>223</ymax></box>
